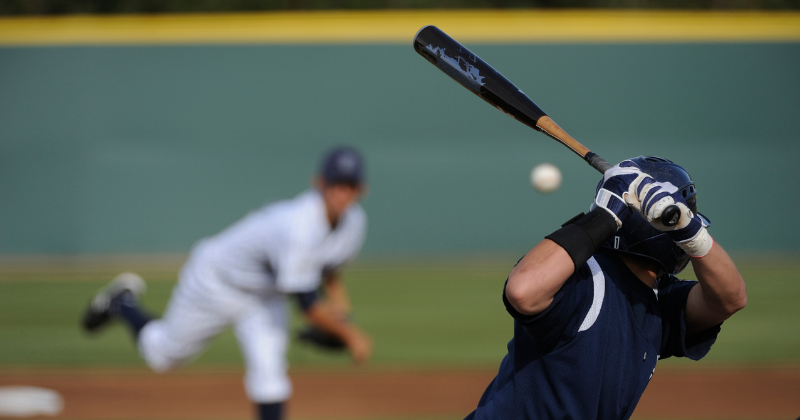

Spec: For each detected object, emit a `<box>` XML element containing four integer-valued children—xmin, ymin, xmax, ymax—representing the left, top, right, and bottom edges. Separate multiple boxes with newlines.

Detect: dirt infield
<box><xmin>1</xmin><ymin>366</ymin><xmax>798</xmax><ymax>419</ymax></box>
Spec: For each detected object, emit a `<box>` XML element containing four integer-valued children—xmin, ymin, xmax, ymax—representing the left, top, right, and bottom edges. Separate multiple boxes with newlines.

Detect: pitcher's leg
<box><xmin>82</xmin><ymin>272</ymin><xmax>150</xmax><ymax>338</ymax></box>
<box><xmin>234</xmin><ymin>296</ymin><xmax>291</xmax><ymax>419</ymax></box>
<box><xmin>255</xmin><ymin>402</ymin><xmax>284</xmax><ymax>420</ymax></box>
<box><xmin>137</xmin><ymin>285</ymin><xmax>230</xmax><ymax>372</ymax></box>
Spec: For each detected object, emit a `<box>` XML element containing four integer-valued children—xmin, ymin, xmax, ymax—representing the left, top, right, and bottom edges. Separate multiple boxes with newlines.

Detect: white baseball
<box><xmin>530</xmin><ymin>163</ymin><xmax>562</xmax><ymax>194</ymax></box>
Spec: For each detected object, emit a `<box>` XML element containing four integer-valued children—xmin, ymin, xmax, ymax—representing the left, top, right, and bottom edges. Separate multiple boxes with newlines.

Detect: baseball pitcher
<box><xmin>82</xmin><ymin>147</ymin><xmax>372</xmax><ymax>420</ymax></box>
<box><xmin>466</xmin><ymin>156</ymin><xmax>747</xmax><ymax>419</ymax></box>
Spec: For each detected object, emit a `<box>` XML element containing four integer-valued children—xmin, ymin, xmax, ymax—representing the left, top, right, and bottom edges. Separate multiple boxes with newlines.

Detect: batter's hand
<box><xmin>591</xmin><ymin>160</ymin><xmax>649</xmax><ymax>228</ymax></box>
<box><xmin>629</xmin><ymin>177</ymin><xmax>713</xmax><ymax>257</ymax></box>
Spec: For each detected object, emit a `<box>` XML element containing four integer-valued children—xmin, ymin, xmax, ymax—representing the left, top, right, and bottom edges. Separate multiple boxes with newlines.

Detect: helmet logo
<box><xmin>337</xmin><ymin>153</ymin><xmax>358</xmax><ymax>173</ymax></box>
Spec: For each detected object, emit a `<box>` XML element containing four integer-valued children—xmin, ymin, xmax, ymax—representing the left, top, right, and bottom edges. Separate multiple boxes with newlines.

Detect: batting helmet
<box><xmin>601</xmin><ymin>156</ymin><xmax>710</xmax><ymax>275</ymax></box>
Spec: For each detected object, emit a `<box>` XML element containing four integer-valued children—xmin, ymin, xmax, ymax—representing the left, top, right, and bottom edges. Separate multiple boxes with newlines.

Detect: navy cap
<box><xmin>320</xmin><ymin>147</ymin><xmax>364</xmax><ymax>186</ymax></box>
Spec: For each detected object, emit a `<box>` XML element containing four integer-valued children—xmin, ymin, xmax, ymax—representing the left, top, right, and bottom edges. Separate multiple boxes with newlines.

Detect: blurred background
<box><xmin>1</xmin><ymin>2</ymin><xmax>799</xmax><ymax>420</ymax></box>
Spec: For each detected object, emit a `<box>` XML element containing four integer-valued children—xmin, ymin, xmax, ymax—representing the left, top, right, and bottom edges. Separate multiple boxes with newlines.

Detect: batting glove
<box><xmin>590</xmin><ymin>160</ymin><xmax>649</xmax><ymax>228</ymax></box>
<box><xmin>628</xmin><ymin>178</ymin><xmax>713</xmax><ymax>257</ymax></box>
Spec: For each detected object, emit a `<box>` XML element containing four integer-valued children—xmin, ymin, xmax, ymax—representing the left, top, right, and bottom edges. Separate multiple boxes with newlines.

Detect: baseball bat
<box><xmin>412</xmin><ymin>25</ymin><xmax>681</xmax><ymax>227</ymax></box>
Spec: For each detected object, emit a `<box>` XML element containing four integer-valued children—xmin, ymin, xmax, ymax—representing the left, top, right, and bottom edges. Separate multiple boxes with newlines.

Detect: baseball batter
<box><xmin>82</xmin><ymin>147</ymin><xmax>372</xmax><ymax>420</ymax></box>
<box><xmin>466</xmin><ymin>156</ymin><xmax>747</xmax><ymax>419</ymax></box>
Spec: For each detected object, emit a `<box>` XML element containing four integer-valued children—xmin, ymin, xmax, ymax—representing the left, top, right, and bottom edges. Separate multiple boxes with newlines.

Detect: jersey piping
<box><xmin>578</xmin><ymin>256</ymin><xmax>605</xmax><ymax>332</ymax></box>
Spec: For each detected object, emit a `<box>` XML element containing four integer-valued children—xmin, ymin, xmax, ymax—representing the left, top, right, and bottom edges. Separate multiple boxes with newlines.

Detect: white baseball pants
<box><xmin>137</xmin><ymin>256</ymin><xmax>291</xmax><ymax>403</ymax></box>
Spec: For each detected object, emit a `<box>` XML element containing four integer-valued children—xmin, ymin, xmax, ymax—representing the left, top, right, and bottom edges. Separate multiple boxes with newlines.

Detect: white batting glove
<box><xmin>629</xmin><ymin>177</ymin><xmax>713</xmax><ymax>257</ymax></box>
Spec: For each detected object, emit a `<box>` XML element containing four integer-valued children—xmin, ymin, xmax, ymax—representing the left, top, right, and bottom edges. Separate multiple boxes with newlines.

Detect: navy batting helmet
<box><xmin>601</xmin><ymin>156</ymin><xmax>710</xmax><ymax>275</ymax></box>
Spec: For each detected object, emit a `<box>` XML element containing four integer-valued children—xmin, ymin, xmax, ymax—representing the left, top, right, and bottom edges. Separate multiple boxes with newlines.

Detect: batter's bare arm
<box><xmin>506</xmin><ymin>240</ymin><xmax>574</xmax><ymax>316</ymax></box>
<box><xmin>685</xmin><ymin>242</ymin><xmax>747</xmax><ymax>334</ymax></box>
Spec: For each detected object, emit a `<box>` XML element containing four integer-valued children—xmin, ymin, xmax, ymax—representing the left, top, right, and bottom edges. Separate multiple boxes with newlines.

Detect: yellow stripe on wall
<box><xmin>1</xmin><ymin>10</ymin><xmax>799</xmax><ymax>46</ymax></box>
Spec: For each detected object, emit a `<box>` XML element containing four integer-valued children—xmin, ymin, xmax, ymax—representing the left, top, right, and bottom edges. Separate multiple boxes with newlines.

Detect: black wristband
<box><xmin>545</xmin><ymin>207</ymin><xmax>617</xmax><ymax>270</ymax></box>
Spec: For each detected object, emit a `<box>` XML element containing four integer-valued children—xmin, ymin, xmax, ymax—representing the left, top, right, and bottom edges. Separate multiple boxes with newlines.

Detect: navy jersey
<box><xmin>466</xmin><ymin>250</ymin><xmax>721</xmax><ymax>420</ymax></box>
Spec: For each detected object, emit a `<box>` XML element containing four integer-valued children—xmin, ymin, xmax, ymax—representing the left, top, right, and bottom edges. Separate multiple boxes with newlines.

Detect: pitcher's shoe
<box><xmin>82</xmin><ymin>272</ymin><xmax>146</xmax><ymax>332</ymax></box>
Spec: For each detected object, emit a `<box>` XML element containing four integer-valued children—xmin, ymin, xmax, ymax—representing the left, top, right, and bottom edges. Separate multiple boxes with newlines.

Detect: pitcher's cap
<box><xmin>320</xmin><ymin>147</ymin><xmax>364</xmax><ymax>186</ymax></box>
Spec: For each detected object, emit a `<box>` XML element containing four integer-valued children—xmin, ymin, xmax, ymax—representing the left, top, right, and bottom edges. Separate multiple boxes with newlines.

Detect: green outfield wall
<box><xmin>1</xmin><ymin>14</ymin><xmax>799</xmax><ymax>255</ymax></box>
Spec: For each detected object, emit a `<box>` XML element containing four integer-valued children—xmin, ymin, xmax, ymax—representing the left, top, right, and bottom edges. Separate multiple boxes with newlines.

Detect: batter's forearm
<box><xmin>686</xmin><ymin>241</ymin><xmax>747</xmax><ymax>333</ymax></box>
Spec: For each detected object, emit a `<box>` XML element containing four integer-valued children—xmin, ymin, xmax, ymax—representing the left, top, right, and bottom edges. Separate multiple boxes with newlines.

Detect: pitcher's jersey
<box><xmin>466</xmin><ymin>250</ymin><xmax>721</xmax><ymax>420</ymax></box>
<box><xmin>192</xmin><ymin>189</ymin><xmax>366</xmax><ymax>295</ymax></box>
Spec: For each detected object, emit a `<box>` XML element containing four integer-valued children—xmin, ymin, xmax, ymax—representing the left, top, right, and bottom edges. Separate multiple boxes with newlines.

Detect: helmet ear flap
<box><xmin>603</xmin><ymin>212</ymin><xmax>690</xmax><ymax>275</ymax></box>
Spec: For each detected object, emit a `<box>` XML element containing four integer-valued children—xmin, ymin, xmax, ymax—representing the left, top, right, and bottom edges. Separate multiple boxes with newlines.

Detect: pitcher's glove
<box><xmin>297</xmin><ymin>327</ymin><xmax>346</xmax><ymax>351</ymax></box>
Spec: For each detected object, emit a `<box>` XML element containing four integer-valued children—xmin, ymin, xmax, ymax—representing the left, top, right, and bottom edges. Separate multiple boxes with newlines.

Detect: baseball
<box><xmin>530</xmin><ymin>163</ymin><xmax>562</xmax><ymax>194</ymax></box>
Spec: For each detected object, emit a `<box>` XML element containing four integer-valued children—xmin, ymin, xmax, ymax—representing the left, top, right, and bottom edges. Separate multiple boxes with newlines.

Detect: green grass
<box><xmin>0</xmin><ymin>256</ymin><xmax>797</xmax><ymax>369</ymax></box>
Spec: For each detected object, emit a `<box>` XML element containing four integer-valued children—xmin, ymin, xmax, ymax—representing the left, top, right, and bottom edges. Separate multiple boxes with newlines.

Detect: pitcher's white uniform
<box><xmin>138</xmin><ymin>189</ymin><xmax>366</xmax><ymax>403</ymax></box>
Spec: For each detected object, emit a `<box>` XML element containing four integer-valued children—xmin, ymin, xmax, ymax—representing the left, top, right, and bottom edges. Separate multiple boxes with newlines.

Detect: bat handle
<box><xmin>660</xmin><ymin>205</ymin><xmax>681</xmax><ymax>227</ymax></box>
<box><xmin>585</xmin><ymin>152</ymin><xmax>613</xmax><ymax>174</ymax></box>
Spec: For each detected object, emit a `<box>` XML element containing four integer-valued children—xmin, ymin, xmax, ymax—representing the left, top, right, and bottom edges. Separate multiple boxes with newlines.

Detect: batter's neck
<box><xmin>618</xmin><ymin>254</ymin><xmax>661</xmax><ymax>288</ymax></box>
